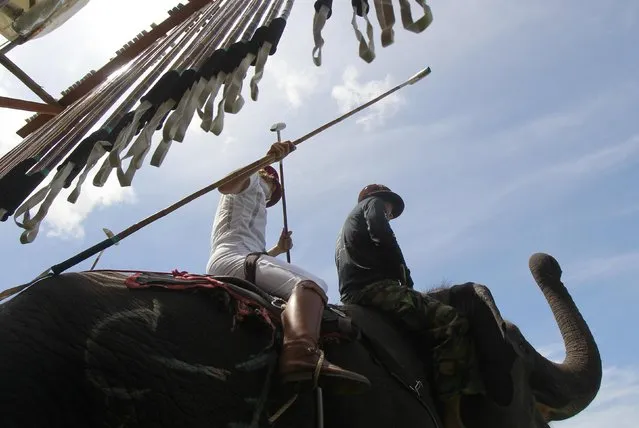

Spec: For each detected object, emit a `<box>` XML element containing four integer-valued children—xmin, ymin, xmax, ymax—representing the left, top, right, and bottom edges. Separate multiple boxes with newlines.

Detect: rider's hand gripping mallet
<box><xmin>270</xmin><ymin>122</ymin><xmax>291</xmax><ymax>263</ymax></box>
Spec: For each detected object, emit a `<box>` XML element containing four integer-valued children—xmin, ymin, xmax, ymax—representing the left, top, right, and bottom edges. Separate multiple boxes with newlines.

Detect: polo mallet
<box><xmin>4</xmin><ymin>66</ymin><xmax>432</xmax><ymax>299</ymax></box>
<box><xmin>270</xmin><ymin>125</ymin><xmax>325</xmax><ymax>425</ymax></box>
<box><xmin>270</xmin><ymin>121</ymin><xmax>292</xmax><ymax>263</ymax></box>
<box><xmin>89</xmin><ymin>228</ymin><xmax>118</xmax><ymax>270</ymax></box>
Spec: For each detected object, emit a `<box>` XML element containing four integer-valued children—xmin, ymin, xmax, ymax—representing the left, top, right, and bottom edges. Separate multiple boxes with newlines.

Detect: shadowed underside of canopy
<box><xmin>0</xmin><ymin>0</ymin><xmax>90</xmax><ymax>43</ymax></box>
<box><xmin>0</xmin><ymin>0</ymin><xmax>434</xmax><ymax>244</ymax></box>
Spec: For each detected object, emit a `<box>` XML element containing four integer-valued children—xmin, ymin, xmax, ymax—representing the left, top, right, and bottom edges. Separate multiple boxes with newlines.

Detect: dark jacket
<box><xmin>335</xmin><ymin>196</ymin><xmax>414</xmax><ymax>296</ymax></box>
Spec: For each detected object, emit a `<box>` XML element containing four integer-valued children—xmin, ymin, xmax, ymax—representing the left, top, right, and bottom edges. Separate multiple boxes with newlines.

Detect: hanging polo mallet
<box><xmin>89</xmin><ymin>228</ymin><xmax>118</xmax><ymax>270</ymax></box>
<box><xmin>270</xmin><ymin>121</ymin><xmax>292</xmax><ymax>263</ymax></box>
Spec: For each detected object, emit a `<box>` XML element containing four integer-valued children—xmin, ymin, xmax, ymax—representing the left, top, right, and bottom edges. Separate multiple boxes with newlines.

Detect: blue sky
<box><xmin>1</xmin><ymin>0</ymin><xmax>638</xmax><ymax>425</ymax></box>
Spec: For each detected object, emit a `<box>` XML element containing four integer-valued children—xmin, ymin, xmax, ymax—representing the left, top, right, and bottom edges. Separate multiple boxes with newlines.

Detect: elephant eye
<box><xmin>518</xmin><ymin>339</ymin><xmax>530</xmax><ymax>354</ymax></box>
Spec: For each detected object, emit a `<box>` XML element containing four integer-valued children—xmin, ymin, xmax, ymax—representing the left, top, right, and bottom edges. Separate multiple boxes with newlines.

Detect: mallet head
<box><xmin>103</xmin><ymin>228</ymin><xmax>119</xmax><ymax>246</ymax></box>
<box><xmin>270</xmin><ymin>122</ymin><xmax>286</xmax><ymax>132</ymax></box>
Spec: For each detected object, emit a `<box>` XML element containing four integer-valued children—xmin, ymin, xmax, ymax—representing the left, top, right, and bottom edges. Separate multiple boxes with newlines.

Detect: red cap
<box><xmin>358</xmin><ymin>184</ymin><xmax>404</xmax><ymax>218</ymax></box>
<box><xmin>261</xmin><ymin>166</ymin><xmax>282</xmax><ymax>207</ymax></box>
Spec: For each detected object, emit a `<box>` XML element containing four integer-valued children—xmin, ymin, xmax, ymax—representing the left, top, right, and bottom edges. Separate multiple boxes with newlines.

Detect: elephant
<box><xmin>0</xmin><ymin>253</ymin><xmax>601</xmax><ymax>428</ymax></box>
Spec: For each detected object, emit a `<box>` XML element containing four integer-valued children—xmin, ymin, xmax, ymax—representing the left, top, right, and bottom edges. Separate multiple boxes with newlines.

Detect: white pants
<box><xmin>207</xmin><ymin>253</ymin><xmax>328</xmax><ymax>300</ymax></box>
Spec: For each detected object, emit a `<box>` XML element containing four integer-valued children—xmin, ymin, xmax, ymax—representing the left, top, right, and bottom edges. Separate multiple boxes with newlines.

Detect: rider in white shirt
<box><xmin>206</xmin><ymin>141</ymin><xmax>370</xmax><ymax>395</ymax></box>
<box><xmin>207</xmin><ymin>166</ymin><xmax>326</xmax><ymax>300</ymax></box>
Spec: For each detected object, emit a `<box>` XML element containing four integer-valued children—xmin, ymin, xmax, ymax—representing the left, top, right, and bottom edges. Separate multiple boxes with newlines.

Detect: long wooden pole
<box><xmin>0</xmin><ymin>66</ymin><xmax>432</xmax><ymax>299</ymax></box>
<box><xmin>48</xmin><ymin>66</ymin><xmax>430</xmax><ymax>274</ymax></box>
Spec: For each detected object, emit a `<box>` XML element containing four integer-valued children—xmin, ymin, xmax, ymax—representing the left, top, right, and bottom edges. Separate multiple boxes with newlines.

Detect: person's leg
<box><xmin>254</xmin><ymin>255</ymin><xmax>370</xmax><ymax>394</ymax></box>
<box><xmin>343</xmin><ymin>281</ymin><xmax>481</xmax><ymax>399</ymax></box>
<box><xmin>206</xmin><ymin>252</ymin><xmax>246</xmax><ymax>278</ymax></box>
<box><xmin>342</xmin><ymin>280</ymin><xmax>463</xmax><ymax>334</ymax></box>
<box><xmin>253</xmin><ymin>255</ymin><xmax>328</xmax><ymax>299</ymax></box>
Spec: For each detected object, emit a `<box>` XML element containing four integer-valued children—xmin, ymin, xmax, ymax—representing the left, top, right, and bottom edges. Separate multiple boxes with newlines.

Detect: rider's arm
<box><xmin>218</xmin><ymin>172</ymin><xmax>251</xmax><ymax>194</ymax></box>
<box><xmin>364</xmin><ymin>198</ymin><xmax>412</xmax><ymax>285</ymax></box>
<box><xmin>364</xmin><ymin>198</ymin><xmax>401</xmax><ymax>249</ymax></box>
<box><xmin>266</xmin><ymin>229</ymin><xmax>293</xmax><ymax>258</ymax></box>
<box><xmin>219</xmin><ymin>141</ymin><xmax>296</xmax><ymax>195</ymax></box>
<box><xmin>267</xmin><ymin>245</ymin><xmax>284</xmax><ymax>257</ymax></box>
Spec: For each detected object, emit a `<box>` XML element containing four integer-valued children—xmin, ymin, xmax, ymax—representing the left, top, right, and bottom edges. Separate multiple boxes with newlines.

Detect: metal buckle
<box><xmin>410</xmin><ymin>380</ymin><xmax>423</xmax><ymax>398</ymax></box>
<box><xmin>271</xmin><ymin>297</ymin><xmax>287</xmax><ymax>309</ymax></box>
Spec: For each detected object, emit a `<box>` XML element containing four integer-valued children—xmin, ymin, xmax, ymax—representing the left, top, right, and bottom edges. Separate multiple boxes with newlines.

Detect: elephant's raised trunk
<box><xmin>527</xmin><ymin>253</ymin><xmax>602</xmax><ymax>421</ymax></box>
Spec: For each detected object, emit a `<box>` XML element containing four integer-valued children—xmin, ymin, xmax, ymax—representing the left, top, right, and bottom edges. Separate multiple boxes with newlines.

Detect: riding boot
<box><xmin>279</xmin><ymin>281</ymin><xmax>371</xmax><ymax>395</ymax></box>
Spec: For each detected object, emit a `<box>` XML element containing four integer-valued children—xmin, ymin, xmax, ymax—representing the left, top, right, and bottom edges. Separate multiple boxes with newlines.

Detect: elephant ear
<box><xmin>501</xmin><ymin>320</ymin><xmax>537</xmax><ymax>364</ymax></box>
<box><xmin>447</xmin><ymin>283</ymin><xmax>517</xmax><ymax>406</ymax></box>
<box><xmin>447</xmin><ymin>283</ymin><xmax>511</xmax><ymax>357</ymax></box>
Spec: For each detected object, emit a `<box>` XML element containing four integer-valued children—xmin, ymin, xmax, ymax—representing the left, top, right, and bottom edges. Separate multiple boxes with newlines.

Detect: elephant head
<box><xmin>458</xmin><ymin>253</ymin><xmax>602</xmax><ymax>427</ymax></box>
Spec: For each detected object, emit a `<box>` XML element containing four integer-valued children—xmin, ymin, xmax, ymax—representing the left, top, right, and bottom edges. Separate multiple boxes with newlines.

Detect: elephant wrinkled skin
<box><xmin>0</xmin><ymin>253</ymin><xmax>601</xmax><ymax>427</ymax></box>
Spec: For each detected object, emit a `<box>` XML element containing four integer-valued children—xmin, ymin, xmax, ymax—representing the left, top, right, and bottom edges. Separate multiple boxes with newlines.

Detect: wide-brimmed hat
<box><xmin>260</xmin><ymin>166</ymin><xmax>282</xmax><ymax>207</ymax></box>
<box><xmin>358</xmin><ymin>184</ymin><xmax>404</xmax><ymax>218</ymax></box>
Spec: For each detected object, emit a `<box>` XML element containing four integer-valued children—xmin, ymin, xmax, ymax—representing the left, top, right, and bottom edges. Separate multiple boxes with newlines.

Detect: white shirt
<box><xmin>207</xmin><ymin>174</ymin><xmax>269</xmax><ymax>272</ymax></box>
<box><xmin>205</xmin><ymin>173</ymin><xmax>329</xmax><ymax>295</ymax></box>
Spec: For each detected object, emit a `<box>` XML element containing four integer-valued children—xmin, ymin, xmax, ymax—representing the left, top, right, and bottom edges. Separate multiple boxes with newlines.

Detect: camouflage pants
<box><xmin>342</xmin><ymin>280</ymin><xmax>484</xmax><ymax>400</ymax></box>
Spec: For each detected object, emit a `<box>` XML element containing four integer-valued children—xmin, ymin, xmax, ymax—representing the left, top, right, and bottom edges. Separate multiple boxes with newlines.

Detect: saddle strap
<box><xmin>244</xmin><ymin>251</ymin><xmax>267</xmax><ymax>284</ymax></box>
<box><xmin>358</xmin><ymin>329</ymin><xmax>436</xmax><ymax>417</ymax></box>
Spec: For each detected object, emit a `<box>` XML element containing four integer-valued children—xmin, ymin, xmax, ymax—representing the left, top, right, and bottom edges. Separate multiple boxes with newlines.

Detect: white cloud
<box><xmin>331</xmin><ymin>65</ymin><xmax>404</xmax><ymax>130</ymax></box>
<box><xmin>544</xmin><ymin>135</ymin><xmax>639</xmax><ymax>179</ymax></box>
<box><xmin>43</xmin><ymin>175</ymin><xmax>137</xmax><ymax>240</ymax></box>
<box><xmin>403</xmin><ymin>133</ymin><xmax>639</xmax><ymax>262</ymax></box>
<box><xmin>564</xmin><ymin>251</ymin><xmax>639</xmax><ymax>286</ymax></box>
<box><xmin>492</xmin><ymin>134</ymin><xmax>639</xmax><ymax>203</ymax></box>
<box><xmin>554</xmin><ymin>366</ymin><xmax>639</xmax><ymax>428</ymax></box>
<box><xmin>268</xmin><ymin>58</ymin><xmax>322</xmax><ymax>108</ymax></box>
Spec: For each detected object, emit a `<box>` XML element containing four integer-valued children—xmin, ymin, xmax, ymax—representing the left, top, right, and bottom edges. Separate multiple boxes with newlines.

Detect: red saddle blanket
<box><xmin>123</xmin><ymin>270</ymin><xmax>356</xmax><ymax>342</ymax></box>
<box><xmin>125</xmin><ymin>270</ymin><xmax>278</xmax><ymax>329</ymax></box>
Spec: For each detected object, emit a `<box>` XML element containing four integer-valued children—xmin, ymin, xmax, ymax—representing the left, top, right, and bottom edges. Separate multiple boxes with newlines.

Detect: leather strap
<box><xmin>244</xmin><ymin>251</ymin><xmax>266</xmax><ymax>284</ymax></box>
